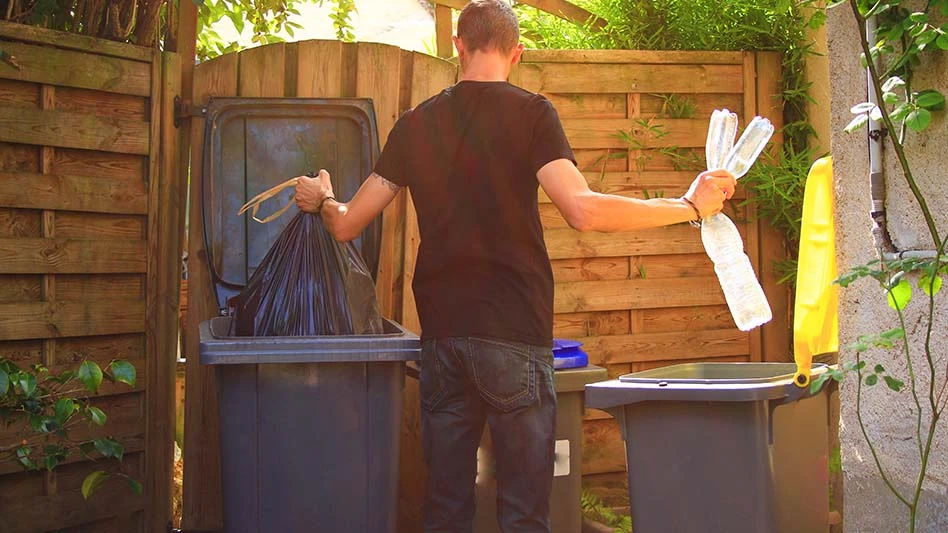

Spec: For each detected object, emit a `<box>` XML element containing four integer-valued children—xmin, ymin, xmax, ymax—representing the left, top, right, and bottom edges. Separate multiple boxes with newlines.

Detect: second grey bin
<box><xmin>474</xmin><ymin>365</ymin><xmax>609</xmax><ymax>533</ymax></box>
<box><xmin>585</xmin><ymin>362</ymin><xmax>832</xmax><ymax>533</ymax></box>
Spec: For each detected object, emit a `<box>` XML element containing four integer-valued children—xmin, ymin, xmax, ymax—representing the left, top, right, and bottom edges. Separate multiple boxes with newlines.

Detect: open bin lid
<box><xmin>202</xmin><ymin>98</ymin><xmax>382</xmax><ymax>312</ymax></box>
<box><xmin>586</xmin><ymin>362</ymin><xmax>830</xmax><ymax>409</ymax></box>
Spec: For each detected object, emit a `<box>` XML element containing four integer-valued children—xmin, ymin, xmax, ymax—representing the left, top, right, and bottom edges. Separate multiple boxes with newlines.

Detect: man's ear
<box><xmin>453</xmin><ymin>36</ymin><xmax>465</xmax><ymax>59</ymax></box>
<box><xmin>510</xmin><ymin>43</ymin><xmax>525</xmax><ymax>66</ymax></box>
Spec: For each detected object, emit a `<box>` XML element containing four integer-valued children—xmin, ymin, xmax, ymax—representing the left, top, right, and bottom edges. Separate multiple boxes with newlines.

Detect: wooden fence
<box><xmin>0</xmin><ymin>21</ymin><xmax>182</xmax><ymax>533</ymax></box>
<box><xmin>180</xmin><ymin>40</ymin><xmax>788</xmax><ymax>531</ymax></box>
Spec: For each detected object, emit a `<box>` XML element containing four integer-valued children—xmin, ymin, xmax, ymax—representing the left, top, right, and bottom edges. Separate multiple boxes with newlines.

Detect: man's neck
<box><xmin>458</xmin><ymin>52</ymin><xmax>510</xmax><ymax>82</ymax></box>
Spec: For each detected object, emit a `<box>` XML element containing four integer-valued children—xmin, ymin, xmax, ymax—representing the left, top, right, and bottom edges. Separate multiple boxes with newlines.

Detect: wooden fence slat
<box><xmin>579</xmin><ymin>329</ymin><xmax>750</xmax><ymax>365</ymax></box>
<box><xmin>553</xmin><ymin>310</ymin><xmax>630</xmax><ymax>338</ymax></box>
<box><xmin>296</xmin><ymin>40</ymin><xmax>345</xmax><ymax>97</ymax></box>
<box><xmin>551</xmin><ymin>257</ymin><xmax>630</xmax><ymax>283</ymax></box>
<box><xmin>0</xmin><ymin>171</ymin><xmax>148</xmax><ymax>214</ymax></box>
<box><xmin>238</xmin><ymin>43</ymin><xmax>286</xmax><ymax>97</ymax></box>
<box><xmin>0</xmin><ymin>238</ymin><xmax>146</xmax><ymax>273</ymax></box>
<box><xmin>0</xmin><ymin>20</ymin><xmax>153</xmax><ymax>62</ymax></box>
<box><xmin>633</xmin><ymin>253</ymin><xmax>714</xmax><ymax>280</ymax></box>
<box><xmin>515</xmin><ymin>63</ymin><xmax>745</xmax><ymax>94</ymax></box>
<box><xmin>0</xmin><ymin>300</ymin><xmax>146</xmax><ymax>340</ymax></box>
<box><xmin>0</xmin><ymin>107</ymin><xmax>150</xmax><ymax>155</ymax></box>
<box><xmin>54</xmin><ymin>87</ymin><xmax>148</xmax><ymax>121</ymax></box>
<box><xmin>544</xmin><ymin>224</ymin><xmax>703</xmax><ymax>260</ymax></box>
<box><xmin>561</xmin><ymin>118</ymin><xmax>709</xmax><ymax>150</ymax></box>
<box><xmin>0</xmin><ymin>39</ymin><xmax>151</xmax><ymax>96</ymax></box>
<box><xmin>435</xmin><ymin>4</ymin><xmax>453</xmax><ymax>58</ymax></box>
<box><xmin>754</xmin><ymin>51</ymin><xmax>791</xmax><ymax>363</ymax></box>
<box><xmin>143</xmin><ymin>50</ymin><xmax>182</xmax><ymax>533</ymax></box>
<box><xmin>582</xmin><ymin>418</ymin><xmax>627</xmax><ymax>476</ymax></box>
<box><xmin>356</xmin><ymin>43</ymin><xmax>405</xmax><ymax>318</ymax></box>
<box><xmin>554</xmin><ymin>276</ymin><xmax>725</xmax><ymax>314</ymax></box>
<box><xmin>182</xmin><ymin>51</ymin><xmax>238</xmax><ymax>532</ymax></box>
<box><xmin>637</xmin><ymin>305</ymin><xmax>735</xmax><ymax>333</ymax></box>
<box><xmin>521</xmin><ymin>50</ymin><xmax>745</xmax><ymax>65</ymax></box>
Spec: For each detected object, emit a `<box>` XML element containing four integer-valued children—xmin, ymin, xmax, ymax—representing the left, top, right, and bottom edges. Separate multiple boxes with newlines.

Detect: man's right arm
<box><xmin>537</xmin><ymin>158</ymin><xmax>736</xmax><ymax>233</ymax></box>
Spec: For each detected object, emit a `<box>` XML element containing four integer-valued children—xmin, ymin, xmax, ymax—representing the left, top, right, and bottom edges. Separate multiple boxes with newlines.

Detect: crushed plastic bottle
<box><xmin>699</xmin><ymin>111</ymin><xmax>775</xmax><ymax>331</ymax></box>
<box><xmin>705</xmin><ymin>109</ymin><xmax>738</xmax><ymax>170</ymax></box>
<box><xmin>723</xmin><ymin>116</ymin><xmax>774</xmax><ymax>179</ymax></box>
<box><xmin>701</xmin><ymin>213</ymin><xmax>773</xmax><ymax>331</ymax></box>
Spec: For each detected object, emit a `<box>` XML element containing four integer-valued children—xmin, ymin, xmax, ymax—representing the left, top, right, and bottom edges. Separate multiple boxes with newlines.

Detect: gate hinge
<box><xmin>174</xmin><ymin>96</ymin><xmax>206</xmax><ymax>128</ymax></box>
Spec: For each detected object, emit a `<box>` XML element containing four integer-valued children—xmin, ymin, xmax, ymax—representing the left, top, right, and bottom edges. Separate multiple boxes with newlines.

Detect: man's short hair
<box><xmin>457</xmin><ymin>0</ymin><xmax>520</xmax><ymax>54</ymax></box>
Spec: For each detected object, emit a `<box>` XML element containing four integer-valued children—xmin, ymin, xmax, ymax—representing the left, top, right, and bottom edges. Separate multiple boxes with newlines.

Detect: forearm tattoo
<box><xmin>372</xmin><ymin>172</ymin><xmax>401</xmax><ymax>192</ymax></box>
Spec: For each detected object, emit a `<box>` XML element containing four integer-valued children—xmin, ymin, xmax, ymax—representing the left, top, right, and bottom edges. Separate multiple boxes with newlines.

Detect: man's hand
<box><xmin>684</xmin><ymin>169</ymin><xmax>737</xmax><ymax>218</ymax></box>
<box><xmin>294</xmin><ymin>169</ymin><xmax>334</xmax><ymax>213</ymax></box>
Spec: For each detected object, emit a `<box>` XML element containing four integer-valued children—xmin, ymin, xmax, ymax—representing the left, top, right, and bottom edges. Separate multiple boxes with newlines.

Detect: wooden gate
<box><xmin>0</xmin><ymin>21</ymin><xmax>182</xmax><ymax>532</ymax></box>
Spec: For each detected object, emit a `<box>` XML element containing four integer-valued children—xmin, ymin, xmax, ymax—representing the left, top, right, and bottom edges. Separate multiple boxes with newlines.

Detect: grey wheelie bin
<box><xmin>585</xmin><ymin>362</ymin><xmax>833</xmax><ymax>533</ymax></box>
<box><xmin>197</xmin><ymin>98</ymin><xmax>420</xmax><ymax>533</ymax></box>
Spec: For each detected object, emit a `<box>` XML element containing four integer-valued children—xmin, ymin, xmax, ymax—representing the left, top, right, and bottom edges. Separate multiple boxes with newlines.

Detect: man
<box><xmin>295</xmin><ymin>2</ymin><xmax>735</xmax><ymax>531</ymax></box>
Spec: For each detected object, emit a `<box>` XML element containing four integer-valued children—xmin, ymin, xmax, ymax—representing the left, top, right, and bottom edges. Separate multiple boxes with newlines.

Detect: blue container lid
<box><xmin>552</xmin><ymin>338</ymin><xmax>588</xmax><ymax>369</ymax></box>
<box><xmin>553</xmin><ymin>351</ymin><xmax>588</xmax><ymax>370</ymax></box>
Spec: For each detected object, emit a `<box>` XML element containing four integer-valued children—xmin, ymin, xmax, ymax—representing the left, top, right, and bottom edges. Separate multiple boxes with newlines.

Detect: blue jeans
<box><xmin>420</xmin><ymin>337</ymin><xmax>557</xmax><ymax>533</ymax></box>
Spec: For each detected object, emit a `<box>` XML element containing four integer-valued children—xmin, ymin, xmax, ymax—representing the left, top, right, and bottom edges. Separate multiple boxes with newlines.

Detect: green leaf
<box><xmin>937</xmin><ymin>34</ymin><xmax>948</xmax><ymax>50</ymax></box>
<box><xmin>54</xmin><ymin>398</ymin><xmax>76</xmax><ymax>424</ymax></box>
<box><xmin>865</xmin><ymin>374</ymin><xmax>879</xmax><ymax>386</ymax></box>
<box><xmin>19</xmin><ymin>373</ymin><xmax>37</xmax><ymax>397</ymax></box>
<box><xmin>884</xmin><ymin>375</ymin><xmax>905</xmax><ymax>392</ymax></box>
<box><xmin>916</xmin><ymin>90</ymin><xmax>946</xmax><ymax>111</ymax></box>
<box><xmin>887</xmin><ymin>279</ymin><xmax>913</xmax><ymax>310</ymax></box>
<box><xmin>94</xmin><ymin>438</ymin><xmax>124</xmax><ymax>461</ymax></box>
<box><xmin>891</xmin><ymin>103</ymin><xmax>912</xmax><ymax>121</ymax></box>
<box><xmin>78</xmin><ymin>441</ymin><xmax>96</xmax><ymax>460</ymax></box>
<box><xmin>108</xmin><ymin>360</ymin><xmax>136</xmax><ymax>388</ymax></box>
<box><xmin>905</xmin><ymin>108</ymin><xmax>932</xmax><ymax>132</ymax></box>
<box><xmin>809</xmin><ymin>373</ymin><xmax>830</xmax><ymax>395</ymax></box>
<box><xmin>81</xmin><ymin>470</ymin><xmax>108</xmax><ymax>500</ymax></box>
<box><xmin>882</xmin><ymin>92</ymin><xmax>900</xmax><ymax>104</ymax></box>
<box><xmin>127</xmin><ymin>477</ymin><xmax>143</xmax><ymax>495</ymax></box>
<box><xmin>844</xmin><ymin>114</ymin><xmax>869</xmax><ymax>133</ymax></box>
<box><xmin>78</xmin><ymin>361</ymin><xmax>103</xmax><ymax>394</ymax></box>
<box><xmin>88</xmin><ymin>406</ymin><xmax>107</xmax><ymax>426</ymax></box>
<box><xmin>882</xmin><ymin>76</ymin><xmax>906</xmax><ymax>92</ymax></box>
<box><xmin>44</xmin><ymin>455</ymin><xmax>60</xmax><ymax>471</ymax></box>
<box><xmin>0</xmin><ymin>368</ymin><xmax>8</xmax><ymax>395</ymax></box>
<box><xmin>16</xmin><ymin>446</ymin><xmax>37</xmax><ymax>470</ymax></box>
<box><xmin>918</xmin><ymin>273</ymin><xmax>943</xmax><ymax>297</ymax></box>
<box><xmin>874</xmin><ymin>364</ymin><xmax>885</xmax><ymax>373</ymax></box>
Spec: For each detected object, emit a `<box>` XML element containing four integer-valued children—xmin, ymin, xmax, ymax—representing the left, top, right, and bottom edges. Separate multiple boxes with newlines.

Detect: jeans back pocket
<box><xmin>468</xmin><ymin>337</ymin><xmax>537</xmax><ymax>412</ymax></box>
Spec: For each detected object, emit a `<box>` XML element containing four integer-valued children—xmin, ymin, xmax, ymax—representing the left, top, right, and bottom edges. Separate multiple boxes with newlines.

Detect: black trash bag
<box><xmin>229</xmin><ymin>212</ymin><xmax>383</xmax><ymax>337</ymax></box>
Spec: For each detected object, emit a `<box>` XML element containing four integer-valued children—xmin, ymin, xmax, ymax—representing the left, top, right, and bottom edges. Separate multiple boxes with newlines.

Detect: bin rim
<box><xmin>199</xmin><ymin>316</ymin><xmax>421</xmax><ymax>365</ymax></box>
<box><xmin>584</xmin><ymin>362</ymin><xmax>832</xmax><ymax>409</ymax></box>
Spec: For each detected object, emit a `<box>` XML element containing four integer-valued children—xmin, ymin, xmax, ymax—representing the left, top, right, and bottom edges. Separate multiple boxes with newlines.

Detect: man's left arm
<box><xmin>295</xmin><ymin>170</ymin><xmax>401</xmax><ymax>242</ymax></box>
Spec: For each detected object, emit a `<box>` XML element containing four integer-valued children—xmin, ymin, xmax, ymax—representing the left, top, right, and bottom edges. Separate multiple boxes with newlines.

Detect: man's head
<box><xmin>454</xmin><ymin>0</ymin><xmax>524</xmax><ymax>72</ymax></box>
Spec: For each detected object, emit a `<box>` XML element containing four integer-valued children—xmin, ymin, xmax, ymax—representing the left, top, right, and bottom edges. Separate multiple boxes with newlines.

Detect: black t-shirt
<box><xmin>373</xmin><ymin>80</ymin><xmax>575</xmax><ymax>347</ymax></box>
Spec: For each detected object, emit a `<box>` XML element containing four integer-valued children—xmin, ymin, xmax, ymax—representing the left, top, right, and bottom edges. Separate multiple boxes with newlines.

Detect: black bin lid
<box><xmin>202</xmin><ymin>98</ymin><xmax>382</xmax><ymax>312</ymax></box>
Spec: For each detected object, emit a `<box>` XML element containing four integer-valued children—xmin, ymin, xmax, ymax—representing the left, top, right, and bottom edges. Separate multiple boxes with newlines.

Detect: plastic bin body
<box><xmin>585</xmin><ymin>362</ymin><xmax>830</xmax><ymax>533</ymax></box>
<box><xmin>475</xmin><ymin>365</ymin><xmax>608</xmax><ymax>533</ymax></box>
<box><xmin>197</xmin><ymin>97</ymin><xmax>421</xmax><ymax>532</ymax></box>
<box><xmin>200</xmin><ymin>317</ymin><xmax>420</xmax><ymax>533</ymax></box>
